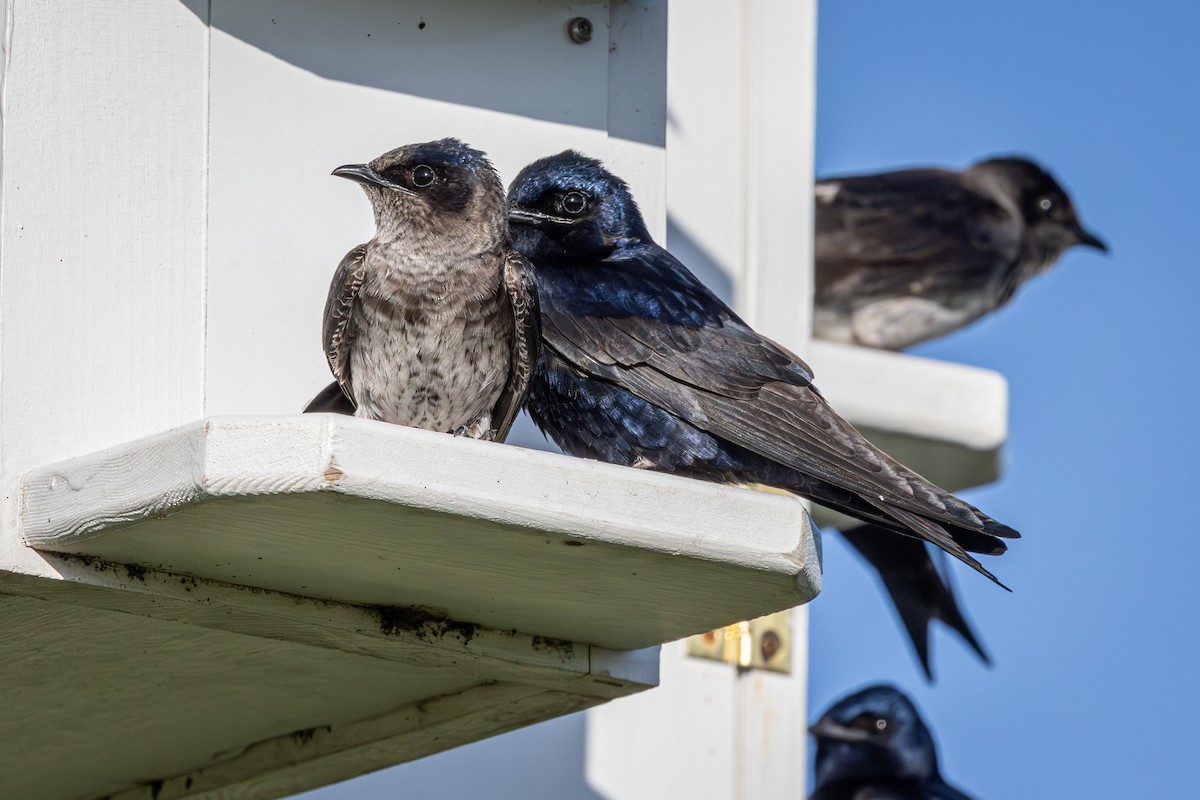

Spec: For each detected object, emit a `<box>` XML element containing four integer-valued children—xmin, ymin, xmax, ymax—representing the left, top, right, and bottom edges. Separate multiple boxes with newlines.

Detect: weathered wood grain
<box><xmin>0</xmin><ymin>566</ymin><xmax>655</xmax><ymax>800</ymax></box>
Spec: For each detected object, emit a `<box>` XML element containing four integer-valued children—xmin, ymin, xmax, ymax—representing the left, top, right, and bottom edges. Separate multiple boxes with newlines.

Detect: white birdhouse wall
<box><xmin>0</xmin><ymin>0</ymin><xmax>667</xmax><ymax>559</ymax></box>
<box><xmin>204</xmin><ymin>0</ymin><xmax>666</xmax><ymax>417</ymax></box>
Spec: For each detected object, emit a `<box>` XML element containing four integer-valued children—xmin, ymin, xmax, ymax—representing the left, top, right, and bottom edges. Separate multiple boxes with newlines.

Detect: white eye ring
<box><xmin>562</xmin><ymin>191</ymin><xmax>588</xmax><ymax>215</ymax></box>
<box><xmin>412</xmin><ymin>164</ymin><xmax>437</xmax><ymax>188</ymax></box>
<box><xmin>1039</xmin><ymin>197</ymin><xmax>1053</xmax><ymax>212</ymax></box>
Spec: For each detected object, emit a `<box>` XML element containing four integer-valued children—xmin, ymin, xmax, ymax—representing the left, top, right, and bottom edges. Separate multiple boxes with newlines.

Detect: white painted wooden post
<box><xmin>587</xmin><ymin>1</ymin><xmax>820</xmax><ymax>798</ymax></box>
<box><xmin>0</xmin><ymin>0</ymin><xmax>209</xmax><ymax>575</ymax></box>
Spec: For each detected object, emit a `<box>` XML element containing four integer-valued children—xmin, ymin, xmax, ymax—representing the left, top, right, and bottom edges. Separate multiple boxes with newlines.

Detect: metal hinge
<box><xmin>685</xmin><ymin>608</ymin><xmax>792</xmax><ymax>673</ymax></box>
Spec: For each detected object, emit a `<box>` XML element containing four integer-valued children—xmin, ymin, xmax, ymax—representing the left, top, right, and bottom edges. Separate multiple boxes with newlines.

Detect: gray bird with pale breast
<box><xmin>814</xmin><ymin>156</ymin><xmax>1107</xmax><ymax>350</ymax></box>
<box><xmin>304</xmin><ymin>138</ymin><xmax>538</xmax><ymax>441</ymax></box>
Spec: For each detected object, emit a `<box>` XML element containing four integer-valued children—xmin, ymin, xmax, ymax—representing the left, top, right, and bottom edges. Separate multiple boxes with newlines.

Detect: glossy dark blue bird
<box><xmin>810</xmin><ymin>685</ymin><xmax>977</xmax><ymax>800</ymax></box>
<box><xmin>507</xmin><ymin>152</ymin><xmax>1018</xmax><ymax>585</ymax></box>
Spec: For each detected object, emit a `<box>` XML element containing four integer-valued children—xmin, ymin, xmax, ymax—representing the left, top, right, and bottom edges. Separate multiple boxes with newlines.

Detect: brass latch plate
<box><xmin>685</xmin><ymin>609</ymin><xmax>792</xmax><ymax>673</ymax></box>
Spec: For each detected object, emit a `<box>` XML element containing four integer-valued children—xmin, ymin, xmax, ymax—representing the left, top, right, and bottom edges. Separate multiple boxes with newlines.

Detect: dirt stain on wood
<box><xmin>375</xmin><ymin>605</ymin><xmax>479</xmax><ymax>646</ymax></box>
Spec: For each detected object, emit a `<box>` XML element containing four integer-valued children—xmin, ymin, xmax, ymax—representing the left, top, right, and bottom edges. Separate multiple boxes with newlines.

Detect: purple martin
<box><xmin>814</xmin><ymin>156</ymin><xmax>1107</xmax><ymax>350</ymax></box>
<box><xmin>303</xmin><ymin>139</ymin><xmax>538</xmax><ymax>441</ymax></box>
<box><xmin>840</xmin><ymin>524</ymin><xmax>989</xmax><ymax>681</ymax></box>
<box><xmin>810</xmin><ymin>684</ymin><xmax>976</xmax><ymax>800</ymax></box>
<box><xmin>507</xmin><ymin>152</ymin><xmax>1018</xmax><ymax>586</ymax></box>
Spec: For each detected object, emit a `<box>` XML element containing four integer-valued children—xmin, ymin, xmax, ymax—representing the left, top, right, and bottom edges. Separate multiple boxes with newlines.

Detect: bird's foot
<box><xmin>453</xmin><ymin>415</ymin><xmax>496</xmax><ymax>441</ymax></box>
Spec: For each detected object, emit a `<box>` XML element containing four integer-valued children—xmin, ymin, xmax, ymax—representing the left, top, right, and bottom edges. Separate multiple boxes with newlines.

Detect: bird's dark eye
<box><xmin>412</xmin><ymin>164</ymin><xmax>437</xmax><ymax>188</ymax></box>
<box><xmin>562</xmin><ymin>191</ymin><xmax>588</xmax><ymax>215</ymax></box>
<box><xmin>849</xmin><ymin>713</ymin><xmax>889</xmax><ymax>733</ymax></box>
<box><xmin>1038</xmin><ymin>196</ymin><xmax>1054</xmax><ymax>213</ymax></box>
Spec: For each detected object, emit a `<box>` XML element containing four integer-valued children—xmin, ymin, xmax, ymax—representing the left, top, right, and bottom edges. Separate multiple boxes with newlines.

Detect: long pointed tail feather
<box><xmin>860</xmin><ymin>496</ymin><xmax>1010</xmax><ymax>590</ymax></box>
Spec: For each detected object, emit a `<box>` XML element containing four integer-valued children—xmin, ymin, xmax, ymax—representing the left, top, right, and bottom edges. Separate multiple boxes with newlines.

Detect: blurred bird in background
<box><xmin>507</xmin><ymin>151</ymin><xmax>1018</xmax><ymax>587</ymax></box>
<box><xmin>304</xmin><ymin>138</ymin><xmax>538</xmax><ymax>443</ymax></box>
<box><xmin>810</xmin><ymin>684</ymin><xmax>977</xmax><ymax>800</ymax></box>
<box><xmin>814</xmin><ymin>155</ymin><xmax>1107</xmax><ymax>351</ymax></box>
<box><xmin>814</xmin><ymin>155</ymin><xmax>1105</xmax><ymax>677</ymax></box>
<box><xmin>840</xmin><ymin>524</ymin><xmax>988</xmax><ymax>681</ymax></box>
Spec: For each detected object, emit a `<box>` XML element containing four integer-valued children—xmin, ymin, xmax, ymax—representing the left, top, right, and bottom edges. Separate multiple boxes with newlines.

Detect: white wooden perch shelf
<box><xmin>2</xmin><ymin>415</ymin><xmax>820</xmax><ymax>799</ymax></box>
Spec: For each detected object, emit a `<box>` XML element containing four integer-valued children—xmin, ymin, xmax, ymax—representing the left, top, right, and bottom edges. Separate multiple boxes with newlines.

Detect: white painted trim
<box><xmin>20</xmin><ymin>415</ymin><xmax>820</xmax><ymax>651</ymax></box>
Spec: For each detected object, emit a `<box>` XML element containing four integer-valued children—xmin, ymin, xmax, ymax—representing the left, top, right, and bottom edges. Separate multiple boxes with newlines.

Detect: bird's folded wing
<box><xmin>541</xmin><ymin>249</ymin><xmax>1018</xmax><ymax>544</ymax></box>
<box><xmin>322</xmin><ymin>244</ymin><xmax>369</xmax><ymax>401</ymax></box>
<box><xmin>489</xmin><ymin>250</ymin><xmax>542</xmax><ymax>441</ymax></box>
<box><xmin>815</xmin><ymin>171</ymin><xmax>1021</xmax><ymax>294</ymax></box>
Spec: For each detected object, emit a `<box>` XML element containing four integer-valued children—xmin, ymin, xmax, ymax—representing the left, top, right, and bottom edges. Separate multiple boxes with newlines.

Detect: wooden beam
<box><xmin>101</xmin><ymin>683</ymin><xmax>594</xmax><ymax>800</ymax></box>
<box><xmin>1</xmin><ymin>560</ymin><xmax>654</xmax><ymax>699</ymax></box>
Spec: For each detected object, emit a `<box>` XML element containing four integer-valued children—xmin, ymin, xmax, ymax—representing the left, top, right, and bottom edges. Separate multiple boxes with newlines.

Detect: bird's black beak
<box><xmin>1074</xmin><ymin>226</ymin><xmax>1109</xmax><ymax>253</ymax></box>
<box><xmin>808</xmin><ymin>717</ymin><xmax>870</xmax><ymax>743</ymax></box>
<box><xmin>508</xmin><ymin>206</ymin><xmax>574</xmax><ymax>228</ymax></box>
<box><xmin>332</xmin><ymin>164</ymin><xmax>415</xmax><ymax>195</ymax></box>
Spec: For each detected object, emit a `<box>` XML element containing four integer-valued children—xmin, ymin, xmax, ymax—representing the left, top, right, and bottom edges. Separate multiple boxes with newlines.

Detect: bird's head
<box><xmin>971</xmin><ymin>156</ymin><xmax>1107</xmax><ymax>270</ymax></box>
<box><xmin>333</xmin><ymin>138</ymin><xmax>506</xmax><ymax>250</ymax></box>
<box><xmin>507</xmin><ymin>151</ymin><xmax>651</xmax><ymax>262</ymax></box>
<box><xmin>810</xmin><ymin>684</ymin><xmax>939</xmax><ymax>788</ymax></box>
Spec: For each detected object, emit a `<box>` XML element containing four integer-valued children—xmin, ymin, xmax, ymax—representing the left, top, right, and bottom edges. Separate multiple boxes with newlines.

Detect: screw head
<box><xmin>567</xmin><ymin>17</ymin><xmax>593</xmax><ymax>44</ymax></box>
<box><xmin>759</xmin><ymin>630</ymin><xmax>782</xmax><ymax>662</ymax></box>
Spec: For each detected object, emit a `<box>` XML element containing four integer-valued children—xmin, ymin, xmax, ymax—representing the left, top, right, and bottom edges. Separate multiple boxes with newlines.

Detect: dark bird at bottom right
<box><xmin>814</xmin><ymin>155</ymin><xmax>1107</xmax><ymax>351</ymax></box>
<box><xmin>810</xmin><ymin>684</ymin><xmax>977</xmax><ymax>800</ymax></box>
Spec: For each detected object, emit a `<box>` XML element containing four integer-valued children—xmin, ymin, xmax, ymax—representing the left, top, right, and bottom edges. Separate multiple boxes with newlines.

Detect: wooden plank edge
<box><xmin>19</xmin><ymin>416</ymin><xmax>814</xmax><ymax>582</ymax></box>
<box><xmin>18</xmin><ymin>420</ymin><xmax>215</xmax><ymax>545</ymax></box>
<box><xmin>0</xmin><ymin>556</ymin><xmax>659</xmax><ymax>697</ymax></box>
<box><xmin>97</xmin><ymin>681</ymin><xmax>606</xmax><ymax>800</ymax></box>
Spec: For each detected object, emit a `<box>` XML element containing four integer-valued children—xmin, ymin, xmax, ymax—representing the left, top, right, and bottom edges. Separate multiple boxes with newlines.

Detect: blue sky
<box><xmin>809</xmin><ymin>2</ymin><xmax>1200</xmax><ymax>797</ymax></box>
